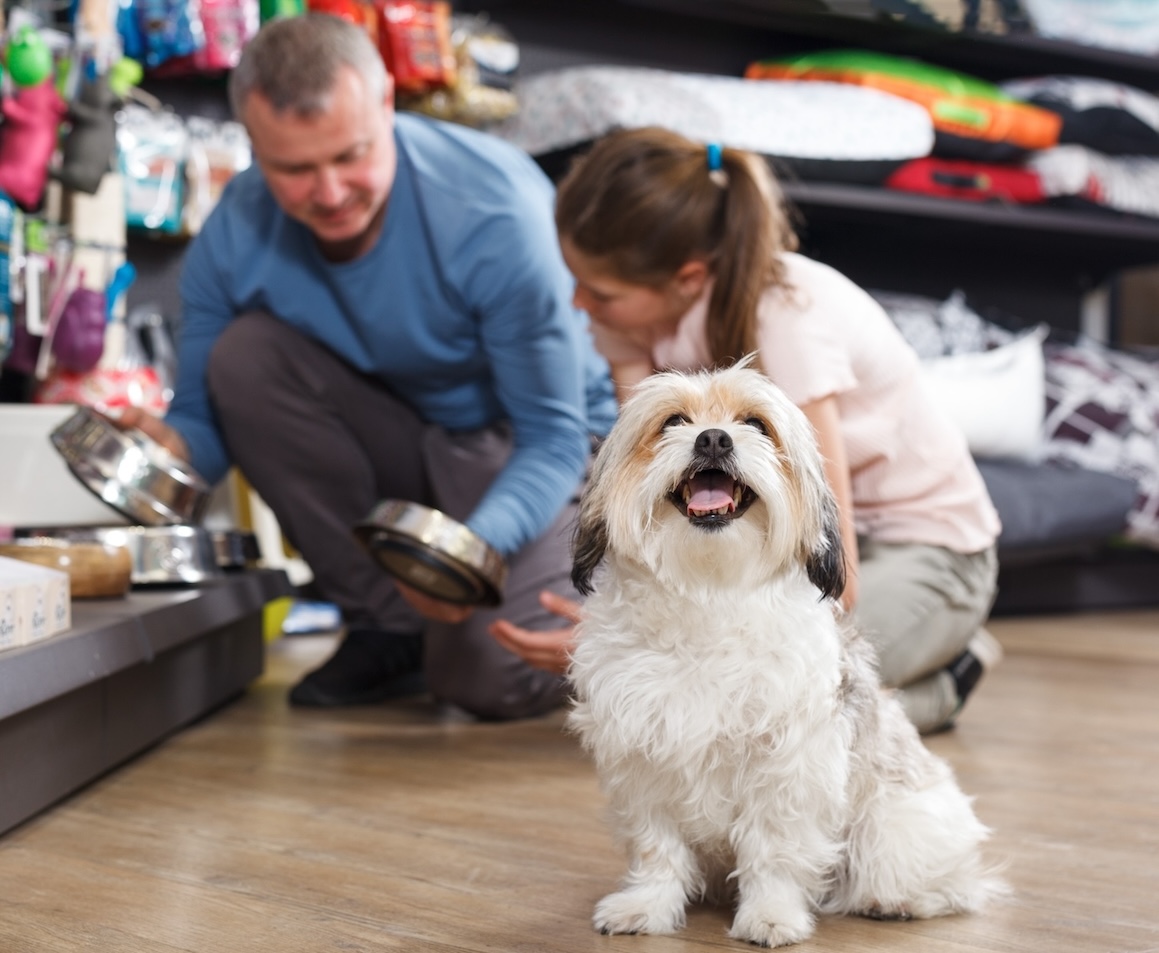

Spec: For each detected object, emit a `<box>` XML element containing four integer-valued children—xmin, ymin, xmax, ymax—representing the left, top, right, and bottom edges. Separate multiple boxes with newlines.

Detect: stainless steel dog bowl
<box><xmin>49</xmin><ymin>406</ymin><xmax>211</xmax><ymax>527</ymax></box>
<box><xmin>210</xmin><ymin>529</ymin><xmax>263</xmax><ymax>570</ymax></box>
<box><xmin>354</xmin><ymin>500</ymin><xmax>507</xmax><ymax>606</ymax></box>
<box><xmin>22</xmin><ymin>525</ymin><xmax>223</xmax><ymax>586</ymax></box>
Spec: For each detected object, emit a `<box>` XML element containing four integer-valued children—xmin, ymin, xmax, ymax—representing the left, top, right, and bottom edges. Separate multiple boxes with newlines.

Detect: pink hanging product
<box><xmin>0</xmin><ymin>81</ymin><xmax>68</xmax><ymax>210</ymax></box>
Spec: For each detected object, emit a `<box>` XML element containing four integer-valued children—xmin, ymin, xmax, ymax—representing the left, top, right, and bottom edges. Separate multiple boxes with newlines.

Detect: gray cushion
<box><xmin>976</xmin><ymin>459</ymin><xmax>1138</xmax><ymax>561</ymax></box>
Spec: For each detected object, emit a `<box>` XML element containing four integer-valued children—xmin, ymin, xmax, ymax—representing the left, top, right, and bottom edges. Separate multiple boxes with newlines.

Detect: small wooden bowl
<box><xmin>0</xmin><ymin>538</ymin><xmax>133</xmax><ymax>598</ymax></box>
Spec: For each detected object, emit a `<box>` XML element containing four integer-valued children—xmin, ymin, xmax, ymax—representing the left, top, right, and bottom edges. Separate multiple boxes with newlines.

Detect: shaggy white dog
<box><xmin>567</xmin><ymin>363</ymin><xmax>1005</xmax><ymax>948</ymax></box>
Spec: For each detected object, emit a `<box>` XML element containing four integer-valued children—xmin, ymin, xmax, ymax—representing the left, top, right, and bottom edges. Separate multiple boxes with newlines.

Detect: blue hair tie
<box><xmin>706</xmin><ymin>142</ymin><xmax>723</xmax><ymax>172</ymax></box>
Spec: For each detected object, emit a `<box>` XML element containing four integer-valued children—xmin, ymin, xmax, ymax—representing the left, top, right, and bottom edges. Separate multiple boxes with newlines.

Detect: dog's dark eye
<box><xmin>744</xmin><ymin>417</ymin><xmax>768</xmax><ymax>434</ymax></box>
<box><xmin>662</xmin><ymin>414</ymin><xmax>688</xmax><ymax>430</ymax></box>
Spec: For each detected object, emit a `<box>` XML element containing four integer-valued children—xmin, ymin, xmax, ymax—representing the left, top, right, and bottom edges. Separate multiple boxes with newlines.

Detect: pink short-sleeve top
<box><xmin>592</xmin><ymin>253</ymin><xmax>1001</xmax><ymax>553</ymax></box>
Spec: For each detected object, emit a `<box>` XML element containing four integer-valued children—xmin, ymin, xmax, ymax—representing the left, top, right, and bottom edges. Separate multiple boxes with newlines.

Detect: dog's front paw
<box><xmin>593</xmin><ymin>887</ymin><xmax>686</xmax><ymax>936</ymax></box>
<box><xmin>729</xmin><ymin>901</ymin><xmax>815</xmax><ymax>948</ymax></box>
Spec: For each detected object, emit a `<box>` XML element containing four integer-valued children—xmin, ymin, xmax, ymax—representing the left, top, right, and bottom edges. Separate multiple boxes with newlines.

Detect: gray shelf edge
<box><xmin>780</xmin><ymin>180</ymin><xmax>1159</xmax><ymax>242</ymax></box>
<box><xmin>0</xmin><ymin>569</ymin><xmax>293</xmax><ymax>721</ymax></box>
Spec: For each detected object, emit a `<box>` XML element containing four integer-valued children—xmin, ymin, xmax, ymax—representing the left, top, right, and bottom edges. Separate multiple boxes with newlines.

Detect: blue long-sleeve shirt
<box><xmin>166</xmin><ymin>112</ymin><xmax>617</xmax><ymax>555</ymax></box>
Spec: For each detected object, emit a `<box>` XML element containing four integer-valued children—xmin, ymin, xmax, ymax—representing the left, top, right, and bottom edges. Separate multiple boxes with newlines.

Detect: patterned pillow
<box><xmin>869</xmin><ymin>289</ymin><xmax>1013</xmax><ymax>358</ymax></box>
<box><xmin>1028</xmin><ymin>145</ymin><xmax>1159</xmax><ymax>219</ymax></box>
<box><xmin>1042</xmin><ymin>338</ymin><xmax>1159</xmax><ymax>547</ymax></box>
<box><xmin>873</xmin><ymin>288</ymin><xmax>1159</xmax><ymax>548</ymax></box>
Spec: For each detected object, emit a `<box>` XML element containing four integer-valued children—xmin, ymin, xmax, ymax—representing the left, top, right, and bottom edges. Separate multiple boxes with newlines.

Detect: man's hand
<box><xmin>489</xmin><ymin>590</ymin><xmax>582</xmax><ymax>675</ymax></box>
<box><xmin>116</xmin><ymin>406</ymin><xmax>191</xmax><ymax>461</ymax></box>
<box><xmin>393</xmin><ymin>578</ymin><xmax>475</xmax><ymax>624</ymax></box>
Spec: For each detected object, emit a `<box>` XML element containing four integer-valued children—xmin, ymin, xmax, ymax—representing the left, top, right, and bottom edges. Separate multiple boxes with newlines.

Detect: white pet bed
<box><xmin>491</xmin><ymin>66</ymin><xmax>934</xmax><ymax>182</ymax></box>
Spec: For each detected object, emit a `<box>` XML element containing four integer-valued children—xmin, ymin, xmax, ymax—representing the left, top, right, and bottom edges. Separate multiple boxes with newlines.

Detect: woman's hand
<box><xmin>117</xmin><ymin>406</ymin><xmax>191</xmax><ymax>461</ymax></box>
<box><xmin>489</xmin><ymin>590</ymin><xmax>582</xmax><ymax>675</ymax></box>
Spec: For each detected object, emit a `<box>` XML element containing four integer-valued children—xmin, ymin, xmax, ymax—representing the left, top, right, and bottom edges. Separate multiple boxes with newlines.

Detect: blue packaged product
<box><xmin>0</xmin><ymin>194</ymin><xmax>14</xmax><ymax>362</ymax></box>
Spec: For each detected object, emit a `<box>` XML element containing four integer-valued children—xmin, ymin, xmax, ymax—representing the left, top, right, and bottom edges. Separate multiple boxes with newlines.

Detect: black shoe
<box><xmin>938</xmin><ymin>628</ymin><xmax>1006</xmax><ymax>731</ymax></box>
<box><xmin>289</xmin><ymin>629</ymin><xmax>426</xmax><ymax>707</ymax></box>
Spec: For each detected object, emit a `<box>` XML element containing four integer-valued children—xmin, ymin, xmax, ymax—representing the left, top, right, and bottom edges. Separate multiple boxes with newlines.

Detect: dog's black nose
<box><xmin>695</xmin><ymin>428</ymin><xmax>733</xmax><ymax>458</ymax></box>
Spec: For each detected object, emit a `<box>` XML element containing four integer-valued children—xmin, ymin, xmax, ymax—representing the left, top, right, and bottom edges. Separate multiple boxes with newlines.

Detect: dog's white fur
<box><xmin>567</xmin><ymin>363</ymin><xmax>1005</xmax><ymax>948</ymax></box>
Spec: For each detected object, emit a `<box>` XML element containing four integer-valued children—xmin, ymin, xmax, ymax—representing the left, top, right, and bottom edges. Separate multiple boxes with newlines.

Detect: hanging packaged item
<box><xmin>1</xmin><ymin>221</ymin><xmax>63</xmax><ymax>380</ymax></box>
<box><xmin>0</xmin><ymin>80</ymin><xmax>69</xmax><ymax>211</ymax></box>
<box><xmin>182</xmin><ymin>117</ymin><xmax>251</xmax><ymax>235</ymax></box>
<box><xmin>134</xmin><ymin>0</ymin><xmax>207</xmax><ymax>69</ymax></box>
<box><xmin>53</xmin><ymin>73</ymin><xmax>123</xmax><ymax>195</ymax></box>
<box><xmin>50</xmin><ymin>281</ymin><xmax>107</xmax><ymax>373</ymax></box>
<box><xmin>746</xmin><ymin>50</ymin><xmax>1062</xmax><ymax>162</ymax></box>
<box><xmin>0</xmin><ymin>197</ymin><xmax>13</xmax><ymax>363</ymax></box>
<box><xmin>400</xmin><ymin>13</ymin><xmax>519</xmax><ymax>127</ymax></box>
<box><xmin>307</xmin><ymin>0</ymin><xmax>378</xmax><ymax>45</ymax></box>
<box><xmin>117</xmin><ymin>104</ymin><xmax>188</xmax><ymax>235</ymax></box>
<box><xmin>259</xmin><ymin>0</ymin><xmax>304</xmax><ymax>21</ymax></box>
<box><xmin>35</xmin><ymin>305</ymin><xmax>172</xmax><ymax>413</ymax></box>
<box><xmin>5</xmin><ymin>216</ymin><xmax>53</xmax><ymax>362</ymax></box>
<box><xmin>375</xmin><ymin>0</ymin><xmax>455</xmax><ymax>96</ymax></box>
<box><xmin>5</xmin><ymin>25</ymin><xmax>55</xmax><ymax>89</ymax></box>
<box><xmin>151</xmin><ymin>0</ymin><xmax>260</xmax><ymax>75</ymax></box>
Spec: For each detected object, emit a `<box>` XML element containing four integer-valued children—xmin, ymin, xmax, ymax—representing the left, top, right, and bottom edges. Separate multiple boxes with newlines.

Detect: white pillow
<box><xmin>918</xmin><ymin>325</ymin><xmax>1048</xmax><ymax>461</ymax></box>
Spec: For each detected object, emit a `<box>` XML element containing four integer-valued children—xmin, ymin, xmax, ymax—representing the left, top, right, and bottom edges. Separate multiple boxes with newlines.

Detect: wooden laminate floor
<box><xmin>2</xmin><ymin>610</ymin><xmax>1157</xmax><ymax>953</ymax></box>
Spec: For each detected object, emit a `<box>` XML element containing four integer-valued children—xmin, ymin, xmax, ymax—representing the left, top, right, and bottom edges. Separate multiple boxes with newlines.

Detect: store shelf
<box><xmin>0</xmin><ymin>569</ymin><xmax>293</xmax><ymax>835</ymax></box>
<box><xmin>621</xmin><ymin>0</ymin><xmax>1159</xmax><ymax>89</ymax></box>
<box><xmin>781</xmin><ymin>181</ymin><xmax>1159</xmax><ymax>276</ymax></box>
<box><xmin>477</xmin><ymin>0</ymin><xmax>1159</xmax><ymax>90</ymax></box>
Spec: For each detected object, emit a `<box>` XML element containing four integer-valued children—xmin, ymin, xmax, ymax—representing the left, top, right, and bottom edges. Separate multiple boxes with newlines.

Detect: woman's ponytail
<box><xmin>705</xmin><ymin>148</ymin><xmax>798</xmax><ymax>369</ymax></box>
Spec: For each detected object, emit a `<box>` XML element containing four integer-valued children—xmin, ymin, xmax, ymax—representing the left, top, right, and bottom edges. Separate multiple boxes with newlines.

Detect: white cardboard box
<box><xmin>0</xmin><ymin>404</ymin><xmax>130</xmax><ymax>528</ymax></box>
<box><xmin>0</xmin><ymin>555</ymin><xmax>71</xmax><ymax>647</ymax></box>
<box><xmin>0</xmin><ymin>578</ymin><xmax>23</xmax><ymax>649</ymax></box>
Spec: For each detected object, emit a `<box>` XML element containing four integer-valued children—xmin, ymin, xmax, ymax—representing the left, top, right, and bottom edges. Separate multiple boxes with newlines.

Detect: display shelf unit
<box><xmin>471</xmin><ymin>0</ymin><xmax>1159</xmax><ymax>332</ymax></box>
<box><xmin>0</xmin><ymin>569</ymin><xmax>293</xmax><ymax>836</ymax></box>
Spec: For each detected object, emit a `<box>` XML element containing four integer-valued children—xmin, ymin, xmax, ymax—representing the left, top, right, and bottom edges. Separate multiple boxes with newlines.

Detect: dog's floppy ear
<box><xmin>806</xmin><ymin>494</ymin><xmax>847</xmax><ymax>603</ymax></box>
<box><xmin>571</xmin><ymin>508</ymin><xmax>609</xmax><ymax>596</ymax></box>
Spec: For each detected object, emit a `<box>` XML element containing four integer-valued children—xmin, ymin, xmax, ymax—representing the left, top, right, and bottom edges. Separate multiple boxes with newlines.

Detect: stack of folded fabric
<box><xmin>1001</xmin><ymin>76</ymin><xmax>1159</xmax><ymax>219</ymax></box>
<box><xmin>746</xmin><ymin>50</ymin><xmax>1059</xmax><ymax>205</ymax></box>
<box><xmin>745</xmin><ymin>50</ymin><xmax>1159</xmax><ymax>219</ymax></box>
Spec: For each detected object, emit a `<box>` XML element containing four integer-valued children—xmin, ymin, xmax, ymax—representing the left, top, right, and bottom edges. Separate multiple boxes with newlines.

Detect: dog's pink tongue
<box><xmin>687</xmin><ymin>473</ymin><xmax>735</xmax><ymax>514</ymax></box>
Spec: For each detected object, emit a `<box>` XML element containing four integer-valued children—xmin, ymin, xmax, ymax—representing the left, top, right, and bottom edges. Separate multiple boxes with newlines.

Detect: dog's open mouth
<box><xmin>669</xmin><ymin>468</ymin><xmax>757</xmax><ymax>527</ymax></box>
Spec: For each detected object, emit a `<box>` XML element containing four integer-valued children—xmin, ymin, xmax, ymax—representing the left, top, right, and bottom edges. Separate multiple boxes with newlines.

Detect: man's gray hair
<box><xmin>228</xmin><ymin>14</ymin><xmax>389</xmax><ymax>120</ymax></box>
